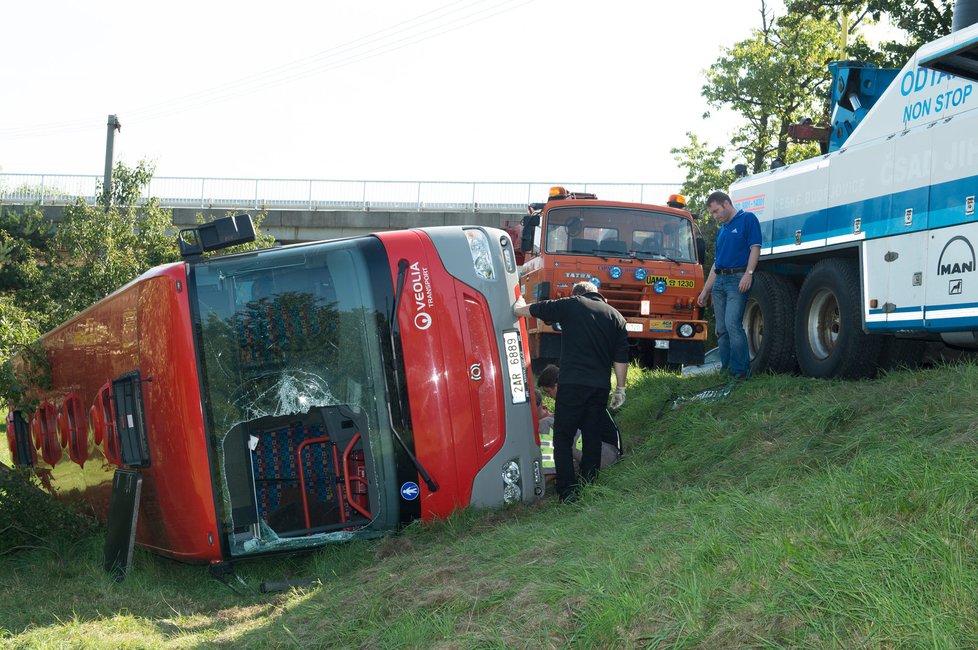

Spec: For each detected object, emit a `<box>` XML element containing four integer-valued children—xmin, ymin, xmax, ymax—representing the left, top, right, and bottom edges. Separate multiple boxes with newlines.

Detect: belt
<box><xmin>716</xmin><ymin>267</ymin><xmax>746</xmax><ymax>275</ymax></box>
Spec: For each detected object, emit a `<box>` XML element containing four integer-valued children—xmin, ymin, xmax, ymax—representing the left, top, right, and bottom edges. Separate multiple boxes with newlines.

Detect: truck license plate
<box><xmin>503</xmin><ymin>330</ymin><xmax>528</xmax><ymax>404</ymax></box>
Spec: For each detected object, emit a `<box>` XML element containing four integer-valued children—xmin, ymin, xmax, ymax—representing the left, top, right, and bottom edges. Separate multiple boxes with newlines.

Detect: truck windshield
<box><xmin>188</xmin><ymin>237</ymin><xmax>402</xmax><ymax>553</ymax></box>
<box><xmin>544</xmin><ymin>206</ymin><xmax>697</xmax><ymax>263</ymax></box>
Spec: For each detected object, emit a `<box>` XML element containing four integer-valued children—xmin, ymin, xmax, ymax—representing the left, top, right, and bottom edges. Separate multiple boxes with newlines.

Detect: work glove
<box><xmin>513</xmin><ymin>295</ymin><xmax>527</xmax><ymax>317</ymax></box>
<box><xmin>609</xmin><ymin>387</ymin><xmax>626</xmax><ymax>410</ymax></box>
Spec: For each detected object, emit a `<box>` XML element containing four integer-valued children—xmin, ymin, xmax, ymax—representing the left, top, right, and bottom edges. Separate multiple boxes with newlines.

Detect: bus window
<box><xmin>190</xmin><ymin>237</ymin><xmax>400</xmax><ymax>555</ymax></box>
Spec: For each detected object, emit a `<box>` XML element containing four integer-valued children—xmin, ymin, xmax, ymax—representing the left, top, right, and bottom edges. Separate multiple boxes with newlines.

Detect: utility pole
<box><xmin>839</xmin><ymin>13</ymin><xmax>849</xmax><ymax>59</ymax></box>
<box><xmin>102</xmin><ymin>114</ymin><xmax>122</xmax><ymax>207</ymax></box>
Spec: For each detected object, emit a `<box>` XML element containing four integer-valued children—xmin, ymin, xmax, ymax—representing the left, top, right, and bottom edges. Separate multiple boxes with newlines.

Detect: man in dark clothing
<box><xmin>514</xmin><ymin>281</ymin><xmax>629</xmax><ymax>502</ymax></box>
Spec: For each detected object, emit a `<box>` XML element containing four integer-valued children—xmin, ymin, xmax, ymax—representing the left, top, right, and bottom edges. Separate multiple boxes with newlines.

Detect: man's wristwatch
<box><xmin>747</xmin><ymin>269</ymin><xmax>754</xmax><ymax>275</ymax></box>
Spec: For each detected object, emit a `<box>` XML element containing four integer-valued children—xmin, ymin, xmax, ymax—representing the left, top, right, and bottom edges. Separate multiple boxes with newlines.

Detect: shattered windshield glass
<box><xmin>189</xmin><ymin>237</ymin><xmax>400</xmax><ymax>556</ymax></box>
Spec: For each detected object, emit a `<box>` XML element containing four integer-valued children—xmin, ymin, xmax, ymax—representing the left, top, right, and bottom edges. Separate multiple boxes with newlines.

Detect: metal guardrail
<box><xmin>0</xmin><ymin>174</ymin><xmax>681</xmax><ymax>212</ymax></box>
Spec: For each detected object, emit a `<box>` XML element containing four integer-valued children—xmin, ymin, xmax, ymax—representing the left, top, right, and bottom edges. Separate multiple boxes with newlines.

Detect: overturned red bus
<box><xmin>6</xmin><ymin>216</ymin><xmax>543</xmax><ymax>566</ymax></box>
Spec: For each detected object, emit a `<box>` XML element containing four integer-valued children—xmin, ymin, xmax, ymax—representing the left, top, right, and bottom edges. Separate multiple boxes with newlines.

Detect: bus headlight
<box><xmin>678</xmin><ymin>322</ymin><xmax>695</xmax><ymax>337</ymax></box>
<box><xmin>464</xmin><ymin>228</ymin><xmax>496</xmax><ymax>280</ymax></box>
<box><xmin>502</xmin><ymin>460</ymin><xmax>522</xmax><ymax>503</ymax></box>
<box><xmin>503</xmin><ymin>483</ymin><xmax>522</xmax><ymax>504</ymax></box>
<box><xmin>502</xmin><ymin>460</ymin><xmax>520</xmax><ymax>485</ymax></box>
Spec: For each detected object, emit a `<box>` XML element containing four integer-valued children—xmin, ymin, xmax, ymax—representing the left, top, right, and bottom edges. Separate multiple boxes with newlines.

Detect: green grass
<box><xmin>5</xmin><ymin>363</ymin><xmax>978</xmax><ymax>648</ymax></box>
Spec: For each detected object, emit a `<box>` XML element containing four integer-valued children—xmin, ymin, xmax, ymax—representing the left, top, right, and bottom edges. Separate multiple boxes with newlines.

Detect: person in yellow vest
<box><xmin>535</xmin><ymin>388</ymin><xmax>557</xmax><ymax>478</ymax></box>
<box><xmin>535</xmin><ymin>364</ymin><xmax>622</xmax><ymax>477</ymax></box>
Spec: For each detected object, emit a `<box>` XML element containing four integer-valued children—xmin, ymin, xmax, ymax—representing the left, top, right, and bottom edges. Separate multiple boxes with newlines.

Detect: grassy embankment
<box><xmin>3</xmin><ymin>362</ymin><xmax>978</xmax><ymax>648</ymax></box>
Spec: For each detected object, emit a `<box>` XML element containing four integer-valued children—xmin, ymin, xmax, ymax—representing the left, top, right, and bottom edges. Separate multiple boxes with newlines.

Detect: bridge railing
<box><xmin>0</xmin><ymin>174</ymin><xmax>681</xmax><ymax>212</ymax></box>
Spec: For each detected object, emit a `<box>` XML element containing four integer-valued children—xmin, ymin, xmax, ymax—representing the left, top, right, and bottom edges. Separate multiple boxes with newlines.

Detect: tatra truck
<box><xmin>513</xmin><ymin>186</ymin><xmax>707</xmax><ymax>370</ymax></box>
<box><xmin>731</xmin><ymin>0</ymin><xmax>978</xmax><ymax>378</ymax></box>
<box><xmin>6</xmin><ymin>215</ymin><xmax>543</xmax><ymax>568</ymax></box>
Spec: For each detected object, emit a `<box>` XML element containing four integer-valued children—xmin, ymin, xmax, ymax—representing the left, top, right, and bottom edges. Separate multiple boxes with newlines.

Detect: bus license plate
<box><xmin>503</xmin><ymin>330</ymin><xmax>528</xmax><ymax>404</ymax></box>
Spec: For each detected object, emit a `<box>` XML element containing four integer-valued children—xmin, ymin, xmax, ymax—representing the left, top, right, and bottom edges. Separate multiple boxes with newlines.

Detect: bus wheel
<box><xmin>795</xmin><ymin>259</ymin><xmax>882</xmax><ymax>378</ymax></box>
<box><xmin>745</xmin><ymin>271</ymin><xmax>798</xmax><ymax>375</ymax></box>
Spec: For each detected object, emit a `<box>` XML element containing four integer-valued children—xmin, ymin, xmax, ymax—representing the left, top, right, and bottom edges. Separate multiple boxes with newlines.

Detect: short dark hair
<box><xmin>706</xmin><ymin>191</ymin><xmax>731</xmax><ymax>207</ymax></box>
<box><xmin>537</xmin><ymin>364</ymin><xmax>559</xmax><ymax>389</ymax></box>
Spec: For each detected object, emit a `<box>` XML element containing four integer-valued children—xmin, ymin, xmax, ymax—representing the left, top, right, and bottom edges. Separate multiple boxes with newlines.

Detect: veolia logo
<box><xmin>937</xmin><ymin>235</ymin><xmax>976</xmax><ymax>276</ymax></box>
<box><xmin>409</xmin><ymin>261</ymin><xmax>434</xmax><ymax>330</ymax></box>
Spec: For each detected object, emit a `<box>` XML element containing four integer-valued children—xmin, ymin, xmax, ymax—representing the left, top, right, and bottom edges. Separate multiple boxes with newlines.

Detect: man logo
<box><xmin>414</xmin><ymin>312</ymin><xmax>432</xmax><ymax>330</ymax></box>
<box><xmin>937</xmin><ymin>235</ymin><xmax>976</xmax><ymax>276</ymax></box>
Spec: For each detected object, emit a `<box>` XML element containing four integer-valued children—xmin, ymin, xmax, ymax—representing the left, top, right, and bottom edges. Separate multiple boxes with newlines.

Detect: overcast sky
<box><xmin>0</xmin><ymin>0</ymin><xmax>787</xmax><ymax>184</ymax></box>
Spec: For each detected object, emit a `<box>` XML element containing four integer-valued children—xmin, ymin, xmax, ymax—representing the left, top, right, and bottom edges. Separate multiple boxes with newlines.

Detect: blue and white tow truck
<box><xmin>732</xmin><ymin>0</ymin><xmax>978</xmax><ymax>378</ymax></box>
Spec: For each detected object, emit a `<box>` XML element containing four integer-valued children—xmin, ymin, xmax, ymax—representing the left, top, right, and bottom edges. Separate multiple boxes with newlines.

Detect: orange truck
<box><xmin>511</xmin><ymin>187</ymin><xmax>707</xmax><ymax>371</ymax></box>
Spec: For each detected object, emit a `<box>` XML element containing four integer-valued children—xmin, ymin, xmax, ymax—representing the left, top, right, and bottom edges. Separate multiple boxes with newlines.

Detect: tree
<box><xmin>702</xmin><ymin>4</ymin><xmax>843</xmax><ymax>175</ymax></box>
<box><xmin>671</xmin><ymin>133</ymin><xmax>738</xmax><ymax>218</ymax></box>
<box><xmin>37</xmin><ymin>161</ymin><xmax>181</xmax><ymax>325</ymax></box>
<box><xmin>785</xmin><ymin>0</ymin><xmax>954</xmax><ymax>66</ymax></box>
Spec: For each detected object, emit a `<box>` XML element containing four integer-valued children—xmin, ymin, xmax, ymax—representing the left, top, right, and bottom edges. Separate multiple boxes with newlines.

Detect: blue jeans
<box><xmin>712</xmin><ymin>274</ymin><xmax>751</xmax><ymax>378</ymax></box>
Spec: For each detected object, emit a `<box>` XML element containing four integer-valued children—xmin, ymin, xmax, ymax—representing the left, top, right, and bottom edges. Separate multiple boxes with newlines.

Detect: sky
<box><xmin>0</xmin><ymin>0</ymin><xmax>787</xmax><ymax>185</ymax></box>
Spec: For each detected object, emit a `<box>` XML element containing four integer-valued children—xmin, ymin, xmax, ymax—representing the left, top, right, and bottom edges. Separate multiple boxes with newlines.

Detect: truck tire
<box><xmin>795</xmin><ymin>258</ymin><xmax>882</xmax><ymax>378</ymax></box>
<box><xmin>745</xmin><ymin>271</ymin><xmax>798</xmax><ymax>375</ymax></box>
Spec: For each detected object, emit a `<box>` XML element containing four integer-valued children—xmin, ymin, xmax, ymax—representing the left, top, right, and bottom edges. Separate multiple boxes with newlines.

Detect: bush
<box><xmin>0</xmin><ymin>464</ymin><xmax>98</xmax><ymax>556</ymax></box>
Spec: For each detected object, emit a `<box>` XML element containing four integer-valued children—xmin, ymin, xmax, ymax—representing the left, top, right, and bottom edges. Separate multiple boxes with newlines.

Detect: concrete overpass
<box><xmin>17</xmin><ymin>203</ymin><xmax>524</xmax><ymax>244</ymax></box>
<box><xmin>0</xmin><ymin>174</ymin><xmax>681</xmax><ymax>243</ymax></box>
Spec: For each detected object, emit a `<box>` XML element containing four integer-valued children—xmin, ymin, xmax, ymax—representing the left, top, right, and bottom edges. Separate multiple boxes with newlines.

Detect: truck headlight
<box><xmin>464</xmin><ymin>228</ymin><xmax>496</xmax><ymax>280</ymax></box>
<box><xmin>678</xmin><ymin>323</ymin><xmax>695</xmax><ymax>337</ymax></box>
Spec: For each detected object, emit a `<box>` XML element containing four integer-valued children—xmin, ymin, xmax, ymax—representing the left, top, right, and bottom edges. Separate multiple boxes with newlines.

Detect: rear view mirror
<box><xmin>179</xmin><ymin>214</ymin><xmax>257</xmax><ymax>258</ymax></box>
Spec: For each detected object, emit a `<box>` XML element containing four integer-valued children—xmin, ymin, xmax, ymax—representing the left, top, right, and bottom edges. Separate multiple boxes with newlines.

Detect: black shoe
<box><xmin>559</xmin><ymin>491</ymin><xmax>578</xmax><ymax>504</ymax></box>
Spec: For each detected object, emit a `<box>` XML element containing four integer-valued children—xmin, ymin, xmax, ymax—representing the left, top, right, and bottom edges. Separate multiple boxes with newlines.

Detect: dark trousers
<box><xmin>553</xmin><ymin>383</ymin><xmax>611</xmax><ymax>499</ymax></box>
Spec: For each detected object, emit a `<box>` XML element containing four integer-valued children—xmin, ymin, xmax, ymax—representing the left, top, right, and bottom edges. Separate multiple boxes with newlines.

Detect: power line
<box><xmin>0</xmin><ymin>0</ymin><xmax>536</xmax><ymax>141</ymax></box>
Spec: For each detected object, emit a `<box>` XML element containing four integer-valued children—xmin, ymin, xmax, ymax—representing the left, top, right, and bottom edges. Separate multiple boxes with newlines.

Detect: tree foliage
<box><xmin>703</xmin><ymin>5</ymin><xmax>843</xmax><ymax>175</ymax></box>
<box><xmin>785</xmin><ymin>0</ymin><xmax>953</xmax><ymax>65</ymax></box>
<box><xmin>40</xmin><ymin>161</ymin><xmax>181</xmax><ymax>325</ymax></box>
<box><xmin>0</xmin><ymin>161</ymin><xmax>273</xmax><ymax>410</ymax></box>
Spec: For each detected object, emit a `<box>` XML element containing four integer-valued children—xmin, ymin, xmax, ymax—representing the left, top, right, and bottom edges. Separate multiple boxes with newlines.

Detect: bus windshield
<box><xmin>189</xmin><ymin>237</ymin><xmax>402</xmax><ymax>554</ymax></box>
<box><xmin>544</xmin><ymin>206</ymin><xmax>697</xmax><ymax>262</ymax></box>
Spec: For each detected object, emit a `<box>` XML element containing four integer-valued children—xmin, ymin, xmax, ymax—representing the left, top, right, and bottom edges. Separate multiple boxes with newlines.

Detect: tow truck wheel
<box><xmin>795</xmin><ymin>258</ymin><xmax>882</xmax><ymax>378</ymax></box>
<box><xmin>744</xmin><ymin>271</ymin><xmax>798</xmax><ymax>374</ymax></box>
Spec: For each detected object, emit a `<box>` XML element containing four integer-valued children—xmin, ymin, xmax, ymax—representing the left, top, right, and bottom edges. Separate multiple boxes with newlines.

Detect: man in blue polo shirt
<box><xmin>696</xmin><ymin>191</ymin><xmax>762</xmax><ymax>380</ymax></box>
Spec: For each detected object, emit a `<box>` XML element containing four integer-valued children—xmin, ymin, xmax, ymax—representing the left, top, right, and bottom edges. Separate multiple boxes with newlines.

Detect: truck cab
<box><xmin>515</xmin><ymin>187</ymin><xmax>707</xmax><ymax>370</ymax></box>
